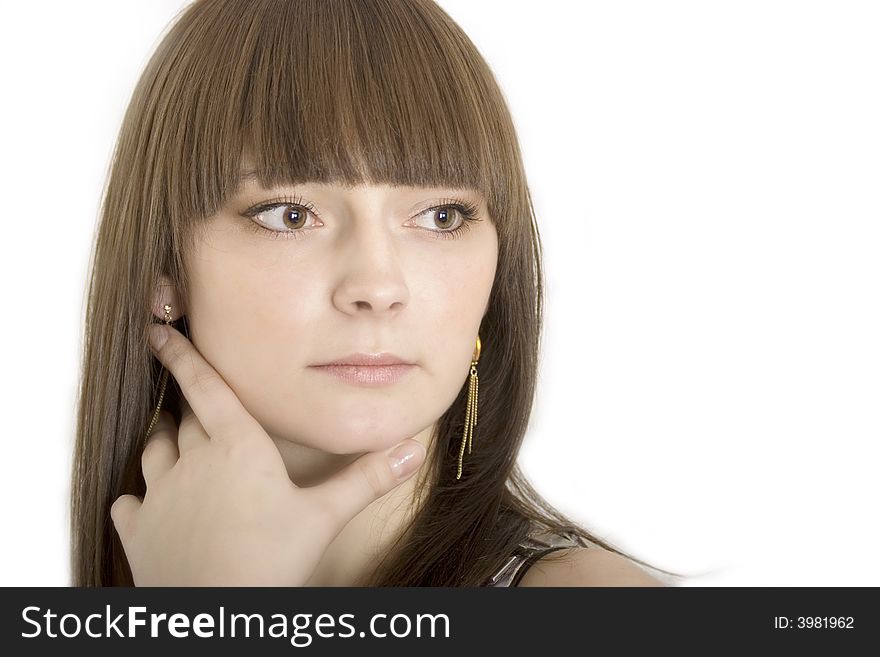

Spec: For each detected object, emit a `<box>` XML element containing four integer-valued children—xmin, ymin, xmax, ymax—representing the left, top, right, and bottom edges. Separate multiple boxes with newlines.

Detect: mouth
<box><xmin>311</xmin><ymin>352</ymin><xmax>414</xmax><ymax>367</ymax></box>
<box><xmin>308</xmin><ymin>363</ymin><xmax>417</xmax><ymax>386</ymax></box>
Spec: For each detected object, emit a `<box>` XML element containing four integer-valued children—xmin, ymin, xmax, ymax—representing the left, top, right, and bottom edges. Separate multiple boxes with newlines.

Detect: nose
<box><xmin>331</xmin><ymin>221</ymin><xmax>410</xmax><ymax>316</ymax></box>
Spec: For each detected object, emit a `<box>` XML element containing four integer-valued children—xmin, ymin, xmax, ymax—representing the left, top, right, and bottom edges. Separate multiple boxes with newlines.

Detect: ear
<box><xmin>150</xmin><ymin>274</ymin><xmax>187</xmax><ymax>322</ymax></box>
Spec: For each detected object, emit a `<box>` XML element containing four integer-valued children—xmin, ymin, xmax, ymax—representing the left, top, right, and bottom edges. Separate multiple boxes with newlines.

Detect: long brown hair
<box><xmin>72</xmin><ymin>0</ymin><xmax>678</xmax><ymax>586</ymax></box>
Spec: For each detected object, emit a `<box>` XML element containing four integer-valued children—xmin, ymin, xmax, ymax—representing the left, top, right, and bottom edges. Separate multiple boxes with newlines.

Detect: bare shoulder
<box><xmin>516</xmin><ymin>547</ymin><xmax>666</xmax><ymax>587</ymax></box>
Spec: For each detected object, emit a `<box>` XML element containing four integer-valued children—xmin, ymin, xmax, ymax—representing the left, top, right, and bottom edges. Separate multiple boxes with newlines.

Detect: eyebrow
<box><xmin>234</xmin><ymin>170</ymin><xmax>482</xmax><ymax>197</ymax></box>
<box><xmin>235</xmin><ymin>170</ymin><xmax>358</xmax><ymax>191</ymax></box>
<box><xmin>235</xmin><ymin>169</ymin><xmax>264</xmax><ymax>186</ymax></box>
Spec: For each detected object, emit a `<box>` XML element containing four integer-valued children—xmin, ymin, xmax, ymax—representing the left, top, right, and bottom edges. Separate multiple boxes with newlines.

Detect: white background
<box><xmin>0</xmin><ymin>1</ymin><xmax>877</xmax><ymax>586</ymax></box>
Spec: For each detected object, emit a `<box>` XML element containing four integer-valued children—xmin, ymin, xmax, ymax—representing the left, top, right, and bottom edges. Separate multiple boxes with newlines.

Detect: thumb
<box><xmin>307</xmin><ymin>439</ymin><xmax>427</xmax><ymax>525</ymax></box>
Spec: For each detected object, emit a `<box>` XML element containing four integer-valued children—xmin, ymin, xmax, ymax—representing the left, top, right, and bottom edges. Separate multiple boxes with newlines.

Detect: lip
<box><xmin>309</xmin><ymin>353</ymin><xmax>417</xmax><ymax>386</ymax></box>
<box><xmin>309</xmin><ymin>363</ymin><xmax>417</xmax><ymax>386</ymax></box>
<box><xmin>312</xmin><ymin>353</ymin><xmax>414</xmax><ymax>366</ymax></box>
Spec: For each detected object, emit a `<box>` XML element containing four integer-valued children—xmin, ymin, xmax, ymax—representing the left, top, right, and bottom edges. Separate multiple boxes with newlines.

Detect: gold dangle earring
<box><xmin>456</xmin><ymin>335</ymin><xmax>481</xmax><ymax>480</ymax></box>
<box><xmin>145</xmin><ymin>304</ymin><xmax>174</xmax><ymax>438</ymax></box>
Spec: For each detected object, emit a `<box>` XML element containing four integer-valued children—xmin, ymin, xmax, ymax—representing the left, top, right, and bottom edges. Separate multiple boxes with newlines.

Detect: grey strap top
<box><xmin>483</xmin><ymin>527</ymin><xmax>595</xmax><ymax>587</ymax></box>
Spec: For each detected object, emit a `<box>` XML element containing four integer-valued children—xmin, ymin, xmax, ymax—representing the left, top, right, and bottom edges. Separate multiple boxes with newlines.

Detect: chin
<box><xmin>329</xmin><ymin>420</ymin><xmax>421</xmax><ymax>452</ymax></box>
<box><xmin>267</xmin><ymin>414</ymin><xmax>427</xmax><ymax>455</ymax></box>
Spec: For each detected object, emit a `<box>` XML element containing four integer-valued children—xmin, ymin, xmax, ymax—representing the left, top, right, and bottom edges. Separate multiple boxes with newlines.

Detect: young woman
<box><xmin>71</xmin><ymin>0</ymin><xmax>672</xmax><ymax>587</ymax></box>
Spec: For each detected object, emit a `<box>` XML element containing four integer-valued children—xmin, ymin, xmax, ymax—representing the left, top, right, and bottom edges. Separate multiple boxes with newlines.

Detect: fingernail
<box><xmin>148</xmin><ymin>324</ymin><xmax>169</xmax><ymax>352</ymax></box>
<box><xmin>388</xmin><ymin>440</ymin><xmax>426</xmax><ymax>480</ymax></box>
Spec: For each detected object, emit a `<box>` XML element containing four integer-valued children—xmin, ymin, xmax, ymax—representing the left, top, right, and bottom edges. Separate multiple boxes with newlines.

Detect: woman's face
<box><xmin>177</xmin><ymin>177</ymin><xmax>498</xmax><ymax>454</ymax></box>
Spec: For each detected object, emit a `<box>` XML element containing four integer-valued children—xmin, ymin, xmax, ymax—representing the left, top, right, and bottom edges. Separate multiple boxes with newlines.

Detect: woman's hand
<box><xmin>110</xmin><ymin>324</ymin><xmax>427</xmax><ymax>586</ymax></box>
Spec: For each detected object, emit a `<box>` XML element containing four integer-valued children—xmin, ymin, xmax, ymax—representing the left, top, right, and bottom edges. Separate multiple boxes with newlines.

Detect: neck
<box><xmin>268</xmin><ymin>424</ymin><xmax>436</xmax><ymax>586</ymax></box>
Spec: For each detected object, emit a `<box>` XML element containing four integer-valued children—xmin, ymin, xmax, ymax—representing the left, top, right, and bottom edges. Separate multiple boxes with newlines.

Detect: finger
<box><xmin>178</xmin><ymin>398</ymin><xmax>210</xmax><ymax>454</ymax></box>
<box><xmin>110</xmin><ymin>494</ymin><xmax>142</xmax><ymax>541</ymax></box>
<box><xmin>305</xmin><ymin>439</ymin><xmax>427</xmax><ymax>525</ymax></box>
<box><xmin>147</xmin><ymin>324</ymin><xmax>261</xmax><ymax>443</ymax></box>
<box><xmin>142</xmin><ymin>410</ymin><xmax>179</xmax><ymax>490</ymax></box>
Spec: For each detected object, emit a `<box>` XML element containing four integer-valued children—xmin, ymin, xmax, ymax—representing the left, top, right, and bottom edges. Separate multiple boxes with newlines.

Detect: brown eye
<box><xmin>281</xmin><ymin>205</ymin><xmax>308</xmax><ymax>230</ymax></box>
<box><xmin>432</xmin><ymin>207</ymin><xmax>459</xmax><ymax>230</ymax></box>
<box><xmin>411</xmin><ymin>199</ymin><xmax>481</xmax><ymax>240</ymax></box>
<box><xmin>242</xmin><ymin>199</ymin><xmax>321</xmax><ymax>235</ymax></box>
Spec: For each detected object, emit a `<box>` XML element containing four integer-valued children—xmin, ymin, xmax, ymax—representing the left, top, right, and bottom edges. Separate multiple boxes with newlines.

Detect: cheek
<box><xmin>184</xmin><ymin>249</ymin><xmax>323</xmax><ymax>429</ymax></box>
<box><xmin>416</xmin><ymin>232</ymin><xmax>497</xmax><ymax>324</ymax></box>
<box><xmin>186</xmin><ymin>247</ymin><xmax>316</xmax><ymax>365</ymax></box>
